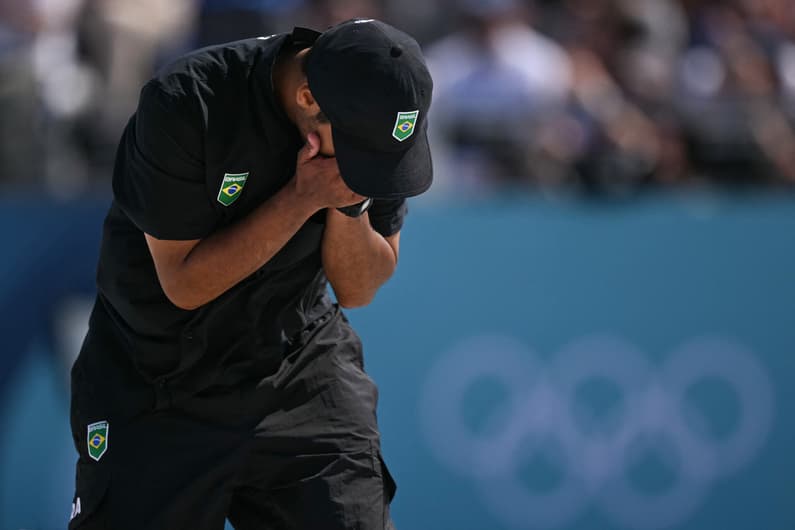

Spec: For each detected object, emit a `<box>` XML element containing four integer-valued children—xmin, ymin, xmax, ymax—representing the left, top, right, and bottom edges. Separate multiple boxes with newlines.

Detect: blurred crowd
<box><xmin>1</xmin><ymin>0</ymin><xmax>794</xmax><ymax>198</ymax></box>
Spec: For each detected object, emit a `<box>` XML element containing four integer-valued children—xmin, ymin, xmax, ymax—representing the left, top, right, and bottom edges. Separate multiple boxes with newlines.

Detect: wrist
<box><xmin>337</xmin><ymin>197</ymin><xmax>373</xmax><ymax>218</ymax></box>
<box><xmin>326</xmin><ymin>207</ymin><xmax>368</xmax><ymax>225</ymax></box>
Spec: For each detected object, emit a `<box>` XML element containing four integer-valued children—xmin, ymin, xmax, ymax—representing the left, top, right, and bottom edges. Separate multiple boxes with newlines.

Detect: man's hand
<box><xmin>292</xmin><ymin>132</ymin><xmax>365</xmax><ymax>211</ymax></box>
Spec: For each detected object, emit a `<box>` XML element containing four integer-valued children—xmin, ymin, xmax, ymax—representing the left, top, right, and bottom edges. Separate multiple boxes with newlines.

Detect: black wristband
<box><xmin>337</xmin><ymin>198</ymin><xmax>373</xmax><ymax>218</ymax></box>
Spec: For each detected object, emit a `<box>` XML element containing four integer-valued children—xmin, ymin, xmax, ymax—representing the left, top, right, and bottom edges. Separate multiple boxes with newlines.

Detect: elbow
<box><xmin>331</xmin><ymin>272</ymin><xmax>393</xmax><ymax>309</ymax></box>
<box><xmin>161</xmin><ymin>283</ymin><xmax>205</xmax><ymax>311</ymax></box>
<box><xmin>170</xmin><ymin>297</ymin><xmax>203</xmax><ymax>311</ymax></box>
<box><xmin>336</xmin><ymin>290</ymin><xmax>375</xmax><ymax>309</ymax></box>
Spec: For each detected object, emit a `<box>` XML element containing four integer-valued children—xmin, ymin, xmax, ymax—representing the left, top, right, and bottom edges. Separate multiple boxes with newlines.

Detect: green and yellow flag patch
<box><xmin>217</xmin><ymin>172</ymin><xmax>249</xmax><ymax>206</ymax></box>
<box><xmin>87</xmin><ymin>421</ymin><xmax>108</xmax><ymax>461</ymax></box>
<box><xmin>392</xmin><ymin>110</ymin><xmax>419</xmax><ymax>142</ymax></box>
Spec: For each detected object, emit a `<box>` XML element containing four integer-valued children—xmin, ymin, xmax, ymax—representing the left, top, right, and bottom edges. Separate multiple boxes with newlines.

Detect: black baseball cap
<box><xmin>304</xmin><ymin>19</ymin><xmax>434</xmax><ymax>199</ymax></box>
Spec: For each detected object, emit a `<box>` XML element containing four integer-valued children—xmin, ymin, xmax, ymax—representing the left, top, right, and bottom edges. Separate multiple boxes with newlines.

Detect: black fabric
<box><xmin>368</xmin><ymin>199</ymin><xmax>408</xmax><ymax>237</ymax></box>
<box><xmin>70</xmin><ymin>307</ymin><xmax>396</xmax><ymax>530</ymax></box>
<box><xmin>113</xmin><ymin>80</ymin><xmax>212</xmax><ymax>241</ymax></box>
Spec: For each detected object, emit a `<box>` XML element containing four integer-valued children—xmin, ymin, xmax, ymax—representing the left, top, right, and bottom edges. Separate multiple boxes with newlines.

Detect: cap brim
<box><xmin>332</xmin><ymin>122</ymin><xmax>433</xmax><ymax>200</ymax></box>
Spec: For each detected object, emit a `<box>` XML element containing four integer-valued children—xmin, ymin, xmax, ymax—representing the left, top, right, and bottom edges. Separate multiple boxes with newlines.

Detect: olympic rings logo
<box><xmin>419</xmin><ymin>336</ymin><xmax>774</xmax><ymax>529</ymax></box>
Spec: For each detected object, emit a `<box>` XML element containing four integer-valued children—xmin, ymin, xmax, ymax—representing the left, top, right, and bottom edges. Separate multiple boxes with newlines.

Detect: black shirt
<box><xmin>91</xmin><ymin>31</ymin><xmax>407</xmax><ymax>395</ymax></box>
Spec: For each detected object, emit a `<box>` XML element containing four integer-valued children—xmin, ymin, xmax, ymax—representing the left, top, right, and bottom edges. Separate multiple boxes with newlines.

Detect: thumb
<box><xmin>298</xmin><ymin>132</ymin><xmax>320</xmax><ymax>163</ymax></box>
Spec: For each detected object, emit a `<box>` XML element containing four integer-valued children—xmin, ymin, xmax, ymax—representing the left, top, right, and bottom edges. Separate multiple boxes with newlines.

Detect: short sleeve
<box><xmin>368</xmin><ymin>198</ymin><xmax>407</xmax><ymax>237</ymax></box>
<box><xmin>113</xmin><ymin>80</ymin><xmax>216</xmax><ymax>240</ymax></box>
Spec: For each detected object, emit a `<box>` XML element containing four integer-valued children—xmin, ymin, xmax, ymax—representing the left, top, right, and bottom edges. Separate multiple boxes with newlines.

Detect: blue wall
<box><xmin>2</xmin><ymin>195</ymin><xmax>794</xmax><ymax>529</ymax></box>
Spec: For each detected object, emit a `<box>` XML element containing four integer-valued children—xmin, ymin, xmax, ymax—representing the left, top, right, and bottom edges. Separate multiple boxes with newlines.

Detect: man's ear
<box><xmin>296</xmin><ymin>83</ymin><xmax>320</xmax><ymax>113</ymax></box>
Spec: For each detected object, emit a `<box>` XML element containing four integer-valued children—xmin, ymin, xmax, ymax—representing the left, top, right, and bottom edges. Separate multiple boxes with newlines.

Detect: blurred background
<box><xmin>1</xmin><ymin>0</ymin><xmax>794</xmax><ymax>529</ymax></box>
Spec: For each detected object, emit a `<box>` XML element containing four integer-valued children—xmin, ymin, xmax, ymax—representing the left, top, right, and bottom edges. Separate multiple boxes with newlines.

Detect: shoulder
<box><xmin>149</xmin><ymin>35</ymin><xmax>290</xmax><ymax>99</ymax></box>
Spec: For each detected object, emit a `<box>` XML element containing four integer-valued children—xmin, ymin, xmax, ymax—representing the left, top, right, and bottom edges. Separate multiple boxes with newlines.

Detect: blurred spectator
<box><xmin>77</xmin><ymin>0</ymin><xmax>198</xmax><ymax>165</ymax></box>
<box><xmin>0</xmin><ymin>0</ymin><xmax>199</xmax><ymax>196</ymax></box>
<box><xmin>194</xmin><ymin>0</ymin><xmax>385</xmax><ymax>49</ymax></box>
<box><xmin>196</xmin><ymin>0</ymin><xmax>304</xmax><ymax>47</ymax></box>
<box><xmin>0</xmin><ymin>0</ymin><xmax>98</xmax><ymax>194</ymax></box>
<box><xmin>34</xmin><ymin>0</ymin><xmax>103</xmax><ymax>195</ymax></box>
<box><xmin>425</xmin><ymin>0</ymin><xmax>572</xmax><ymax>195</ymax></box>
<box><xmin>0</xmin><ymin>0</ymin><xmax>42</xmax><ymax>188</ymax></box>
<box><xmin>384</xmin><ymin>0</ymin><xmax>452</xmax><ymax>45</ymax></box>
<box><xmin>302</xmin><ymin>0</ymin><xmax>384</xmax><ymax>30</ymax></box>
<box><xmin>671</xmin><ymin>0</ymin><xmax>795</xmax><ymax>185</ymax></box>
<box><xmin>529</xmin><ymin>0</ymin><xmax>690</xmax><ymax>195</ymax></box>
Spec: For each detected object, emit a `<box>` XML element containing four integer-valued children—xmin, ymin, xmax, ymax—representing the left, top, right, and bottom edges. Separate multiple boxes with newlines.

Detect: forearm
<box><xmin>148</xmin><ymin>180</ymin><xmax>318</xmax><ymax>310</ymax></box>
<box><xmin>321</xmin><ymin>209</ymin><xmax>398</xmax><ymax>308</ymax></box>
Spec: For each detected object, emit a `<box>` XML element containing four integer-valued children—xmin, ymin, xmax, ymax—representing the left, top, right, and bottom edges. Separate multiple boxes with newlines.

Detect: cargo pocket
<box><xmin>377</xmin><ymin>450</ymin><xmax>398</xmax><ymax>529</ymax></box>
<box><xmin>377</xmin><ymin>452</ymin><xmax>397</xmax><ymax>503</ymax></box>
<box><xmin>69</xmin><ymin>459</ymin><xmax>111</xmax><ymax>530</ymax></box>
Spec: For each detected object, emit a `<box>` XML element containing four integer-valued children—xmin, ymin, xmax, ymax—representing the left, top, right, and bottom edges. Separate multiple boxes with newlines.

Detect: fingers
<box><xmin>306</xmin><ymin>132</ymin><xmax>320</xmax><ymax>157</ymax></box>
<box><xmin>297</xmin><ymin>132</ymin><xmax>321</xmax><ymax>163</ymax></box>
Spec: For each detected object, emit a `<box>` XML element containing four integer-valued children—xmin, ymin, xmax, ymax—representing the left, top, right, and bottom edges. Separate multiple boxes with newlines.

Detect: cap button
<box><xmin>390</xmin><ymin>46</ymin><xmax>403</xmax><ymax>58</ymax></box>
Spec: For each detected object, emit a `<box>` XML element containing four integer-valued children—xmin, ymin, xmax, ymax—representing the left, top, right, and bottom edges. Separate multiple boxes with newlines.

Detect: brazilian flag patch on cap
<box><xmin>392</xmin><ymin>110</ymin><xmax>419</xmax><ymax>142</ymax></box>
<box><xmin>217</xmin><ymin>172</ymin><xmax>249</xmax><ymax>206</ymax></box>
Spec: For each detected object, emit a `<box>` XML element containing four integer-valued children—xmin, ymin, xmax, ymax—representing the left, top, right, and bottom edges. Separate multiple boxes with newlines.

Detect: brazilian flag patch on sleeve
<box><xmin>217</xmin><ymin>172</ymin><xmax>249</xmax><ymax>206</ymax></box>
<box><xmin>87</xmin><ymin>421</ymin><xmax>109</xmax><ymax>461</ymax></box>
